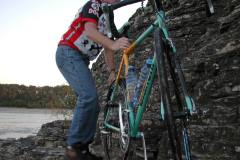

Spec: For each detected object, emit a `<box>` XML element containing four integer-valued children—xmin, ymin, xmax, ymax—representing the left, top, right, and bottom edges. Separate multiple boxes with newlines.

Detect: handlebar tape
<box><xmin>111</xmin><ymin>0</ymin><xmax>144</xmax><ymax>10</ymax></box>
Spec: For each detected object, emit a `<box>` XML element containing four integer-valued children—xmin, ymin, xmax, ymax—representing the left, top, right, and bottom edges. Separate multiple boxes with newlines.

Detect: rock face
<box><xmin>0</xmin><ymin>0</ymin><xmax>239</xmax><ymax>159</ymax></box>
<box><xmin>0</xmin><ymin>120</ymin><xmax>103</xmax><ymax>160</ymax></box>
<box><xmin>0</xmin><ymin>121</ymin><xmax>68</xmax><ymax>160</ymax></box>
<box><xmin>92</xmin><ymin>0</ymin><xmax>240</xmax><ymax>159</ymax></box>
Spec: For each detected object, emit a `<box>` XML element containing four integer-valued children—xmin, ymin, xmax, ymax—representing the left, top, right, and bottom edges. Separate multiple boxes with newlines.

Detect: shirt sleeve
<box><xmin>81</xmin><ymin>1</ymin><xmax>102</xmax><ymax>24</ymax></box>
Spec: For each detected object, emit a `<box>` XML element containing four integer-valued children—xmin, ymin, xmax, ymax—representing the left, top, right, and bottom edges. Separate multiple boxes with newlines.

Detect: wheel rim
<box><xmin>119</xmin><ymin>102</ymin><xmax>130</xmax><ymax>153</ymax></box>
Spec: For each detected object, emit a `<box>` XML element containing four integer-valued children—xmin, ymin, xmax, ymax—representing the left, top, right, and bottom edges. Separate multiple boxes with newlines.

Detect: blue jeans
<box><xmin>55</xmin><ymin>45</ymin><xmax>100</xmax><ymax>146</ymax></box>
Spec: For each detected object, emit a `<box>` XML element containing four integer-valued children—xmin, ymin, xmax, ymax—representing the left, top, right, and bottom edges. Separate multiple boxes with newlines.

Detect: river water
<box><xmin>0</xmin><ymin>107</ymin><xmax>72</xmax><ymax>139</ymax></box>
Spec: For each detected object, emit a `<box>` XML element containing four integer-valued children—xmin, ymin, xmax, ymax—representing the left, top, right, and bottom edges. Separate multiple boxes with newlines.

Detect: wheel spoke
<box><xmin>102</xmin><ymin>79</ymin><xmax>130</xmax><ymax>160</ymax></box>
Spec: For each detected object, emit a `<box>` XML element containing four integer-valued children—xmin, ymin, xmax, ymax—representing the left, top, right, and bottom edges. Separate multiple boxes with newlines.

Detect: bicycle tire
<box><xmin>154</xmin><ymin>28</ymin><xmax>183</xmax><ymax>160</ymax></box>
<box><xmin>164</xmin><ymin>35</ymin><xmax>193</xmax><ymax>160</ymax></box>
<box><xmin>102</xmin><ymin>79</ymin><xmax>131</xmax><ymax>160</ymax></box>
<box><xmin>124</xmin><ymin>137</ymin><xmax>142</xmax><ymax>160</ymax></box>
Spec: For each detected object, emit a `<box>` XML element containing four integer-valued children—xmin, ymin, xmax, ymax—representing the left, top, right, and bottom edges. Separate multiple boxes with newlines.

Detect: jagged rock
<box><xmin>0</xmin><ymin>121</ymin><xmax>67</xmax><ymax>160</ymax></box>
<box><xmin>92</xmin><ymin>0</ymin><xmax>240</xmax><ymax>159</ymax></box>
<box><xmin>0</xmin><ymin>0</ymin><xmax>239</xmax><ymax>159</ymax></box>
<box><xmin>0</xmin><ymin>120</ymin><xmax>103</xmax><ymax>160</ymax></box>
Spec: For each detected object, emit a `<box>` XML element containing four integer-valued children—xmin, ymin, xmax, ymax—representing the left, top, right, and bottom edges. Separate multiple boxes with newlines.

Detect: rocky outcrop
<box><xmin>0</xmin><ymin>0</ymin><xmax>239</xmax><ymax>159</ymax></box>
<box><xmin>0</xmin><ymin>120</ymin><xmax>103</xmax><ymax>160</ymax></box>
<box><xmin>0</xmin><ymin>121</ymin><xmax>68</xmax><ymax>160</ymax></box>
<box><xmin>92</xmin><ymin>0</ymin><xmax>240</xmax><ymax>159</ymax></box>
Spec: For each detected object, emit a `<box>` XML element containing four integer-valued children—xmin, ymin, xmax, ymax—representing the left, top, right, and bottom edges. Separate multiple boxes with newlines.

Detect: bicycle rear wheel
<box><xmin>101</xmin><ymin>79</ymin><xmax>131</xmax><ymax>160</ymax></box>
<box><xmin>154</xmin><ymin>28</ymin><xmax>183</xmax><ymax>160</ymax></box>
<box><xmin>164</xmin><ymin>33</ymin><xmax>193</xmax><ymax>160</ymax></box>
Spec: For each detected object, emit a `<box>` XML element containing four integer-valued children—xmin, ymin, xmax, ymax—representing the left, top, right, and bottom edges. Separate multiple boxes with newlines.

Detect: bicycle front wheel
<box><xmin>154</xmin><ymin>28</ymin><xmax>183</xmax><ymax>160</ymax></box>
<box><xmin>101</xmin><ymin>79</ymin><xmax>131</xmax><ymax>160</ymax></box>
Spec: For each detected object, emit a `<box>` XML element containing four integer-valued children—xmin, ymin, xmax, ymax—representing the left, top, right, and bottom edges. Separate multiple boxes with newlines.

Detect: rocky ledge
<box><xmin>91</xmin><ymin>0</ymin><xmax>240</xmax><ymax>159</ymax></box>
<box><xmin>0</xmin><ymin>120</ymin><xmax>103</xmax><ymax>160</ymax></box>
<box><xmin>1</xmin><ymin>0</ymin><xmax>240</xmax><ymax>160</ymax></box>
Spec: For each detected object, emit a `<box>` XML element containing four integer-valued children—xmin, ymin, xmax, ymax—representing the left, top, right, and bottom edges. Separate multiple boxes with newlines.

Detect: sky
<box><xmin>0</xmin><ymin>0</ymin><xmax>142</xmax><ymax>87</ymax></box>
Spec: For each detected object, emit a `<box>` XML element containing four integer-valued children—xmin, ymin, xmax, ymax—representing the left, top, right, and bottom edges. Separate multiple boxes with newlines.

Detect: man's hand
<box><xmin>111</xmin><ymin>37</ymin><xmax>130</xmax><ymax>51</ymax></box>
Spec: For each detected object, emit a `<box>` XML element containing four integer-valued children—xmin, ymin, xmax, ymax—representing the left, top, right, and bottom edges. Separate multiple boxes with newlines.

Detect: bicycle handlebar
<box><xmin>107</xmin><ymin>0</ymin><xmax>214</xmax><ymax>38</ymax></box>
<box><xmin>104</xmin><ymin>0</ymin><xmax>145</xmax><ymax>38</ymax></box>
<box><xmin>111</xmin><ymin>0</ymin><xmax>144</xmax><ymax>10</ymax></box>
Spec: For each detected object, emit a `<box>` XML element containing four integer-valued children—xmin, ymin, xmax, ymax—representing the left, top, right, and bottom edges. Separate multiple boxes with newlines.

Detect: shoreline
<box><xmin>0</xmin><ymin>120</ymin><xmax>103</xmax><ymax>160</ymax></box>
<box><xmin>0</xmin><ymin>107</ymin><xmax>72</xmax><ymax>139</ymax></box>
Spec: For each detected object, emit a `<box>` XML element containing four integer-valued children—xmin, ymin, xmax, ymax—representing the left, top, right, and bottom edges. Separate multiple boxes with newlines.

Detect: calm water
<box><xmin>0</xmin><ymin>107</ymin><xmax>72</xmax><ymax>139</ymax></box>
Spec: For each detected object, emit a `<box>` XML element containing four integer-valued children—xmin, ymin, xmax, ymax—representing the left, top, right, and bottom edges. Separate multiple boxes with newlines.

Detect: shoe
<box><xmin>65</xmin><ymin>146</ymin><xmax>78</xmax><ymax>160</ymax></box>
<box><xmin>65</xmin><ymin>146</ymin><xmax>102</xmax><ymax>160</ymax></box>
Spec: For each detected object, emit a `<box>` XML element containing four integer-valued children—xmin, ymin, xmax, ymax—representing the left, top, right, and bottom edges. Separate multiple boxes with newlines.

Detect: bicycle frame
<box><xmin>104</xmin><ymin>0</ymin><xmax>195</xmax><ymax>139</ymax></box>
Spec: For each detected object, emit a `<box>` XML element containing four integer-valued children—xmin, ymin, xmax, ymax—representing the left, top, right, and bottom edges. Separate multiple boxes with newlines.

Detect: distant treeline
<box><xmin>0</xmin><ymin>84</ymin><xmax>76</xmax><ymax>109</ymax></box>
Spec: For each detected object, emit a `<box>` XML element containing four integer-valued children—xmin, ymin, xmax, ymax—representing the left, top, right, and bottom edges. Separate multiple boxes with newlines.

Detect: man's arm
<box><xmin>84</xmin><ymin>22</ymin><xmax>130</xmax><ymax>84</ymax></box>
<box><xmin>104</xmin><ymin>47</ymin><xmax>116</xmax><ymax>84</ymax></box>
<box><xmin>84</xmin><ymin>22</ymin><xmax>130</xmax><ymax>51</ymax></box>
<box><xmin>104</xmin><ymin>48</ymin><xmax>115</xmax><ymax>72</ymax></box>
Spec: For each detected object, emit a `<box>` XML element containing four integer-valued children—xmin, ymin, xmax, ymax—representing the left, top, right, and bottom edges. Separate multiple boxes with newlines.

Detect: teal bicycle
<box><xmin>101</xmin><ymin>0</ymin><xmax>214</xmax><ymax>159</ymax></box>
